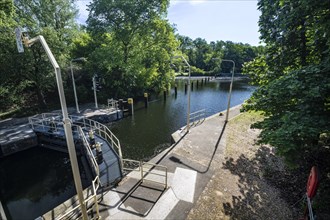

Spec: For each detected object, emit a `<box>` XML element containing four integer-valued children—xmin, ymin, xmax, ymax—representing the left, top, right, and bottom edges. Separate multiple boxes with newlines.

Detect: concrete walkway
<box><xmin>96</xmin><ymin>105</ymin><xmax>242</xmax><ymax>220</ymax></box>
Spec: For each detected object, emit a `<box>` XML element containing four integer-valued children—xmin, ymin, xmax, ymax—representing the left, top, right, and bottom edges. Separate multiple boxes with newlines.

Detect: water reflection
<box><xmin>109</xmin><ymin>78</ymin><xmax>255</xmax><ymax>161</ymax></box>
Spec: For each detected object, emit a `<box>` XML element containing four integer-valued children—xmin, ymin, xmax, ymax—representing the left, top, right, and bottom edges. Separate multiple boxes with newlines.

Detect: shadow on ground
<box><xmin>221</xmin><ymin>146</ymin><xmax>300</xmax><ymax>219</ymax></box>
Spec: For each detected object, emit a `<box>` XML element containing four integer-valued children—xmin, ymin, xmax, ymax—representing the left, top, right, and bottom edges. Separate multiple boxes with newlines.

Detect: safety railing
<box><xmin>77</xmin><ymin>126</ymin><xmax>99</xmax><ymax>178</ymax></box>
<box><xmin>189</xmin><ymin>109</ymin><xmax>206</xmax><ymax>125</ymax></box>
<box><xmin>55</xmin><ymin>126</ymin><xmax>101</xmax><ymax>220</ymax></box>
<box><xmin>141</xmin><ymin>162</ymin><xmax>168</xmax><ymax>188</ymax></box>
<box><xmin>107</xmin><ymin>98</ymin><xmax>119</xmax><ymax>110</ymax></box>
<box><xmin>28</xmin><ymin>115</ymin><xmax>101</xmax><ymax>220</ymax></box>
<box><xmin>70</xmin><ymin>116</ymin><xmax>124</xmax><ymax>172</ymax></box>
<box><xmin>56</xmin><ymin>175</ymin><xmax>100</xmax><ymax>220</ymax></box>
<box><xmin>29</xmin><ymin>114</ymin><xmax>64</xmax><ymax>134</ymax></box>
<box><xmin>29</xmin><ymin>113</ymin><xmax>123</xmax><ymax>173</ymax></box>
<box><xmin>122</xmin><ymin>159</ymin><xmax>167</xmax><ymax>188</ymax></box>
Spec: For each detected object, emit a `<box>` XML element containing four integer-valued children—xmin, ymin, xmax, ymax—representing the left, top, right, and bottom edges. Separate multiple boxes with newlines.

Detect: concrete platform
<box><xmin>0</xmin><ymin>124</ymin><xmax>37</xmax><ymax>157</ymax></box>
<box><xmin>95</xmin><ymin>105</ymin><xmax>242</xmax><ymax>219</ymax></box>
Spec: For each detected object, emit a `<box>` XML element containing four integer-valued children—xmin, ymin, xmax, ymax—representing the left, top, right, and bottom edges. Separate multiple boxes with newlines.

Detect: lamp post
<box><xmin>18</xmin><ymin>34</ymin><xmax>88</xmax><ymax>219</ymax></box>
<box><xmin>172</xmin><ymin>55</ymin><xmax>191</xmax><ymax>132</ymax></box>
<box><xmin>212</xmin><ymin>58</ymin><xmax>235</xmax><ymax>122</ymax></box>
<box><xmin>70</xmin><ymin>57</ymin><xmax>86</xmax><ymax>113</ymax></box>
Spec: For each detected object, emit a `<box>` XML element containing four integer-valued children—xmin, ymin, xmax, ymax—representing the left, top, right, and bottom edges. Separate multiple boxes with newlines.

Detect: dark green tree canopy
<box><xmin>243</xmin><ymin>0</ymin><xmax>330</xmax><ymax>213</ymax></box>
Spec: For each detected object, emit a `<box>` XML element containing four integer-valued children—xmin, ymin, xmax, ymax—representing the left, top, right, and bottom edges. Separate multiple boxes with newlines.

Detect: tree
<box><xmin>176</xmin><ymin>35</ymin><xmax>262</xmax><ymax>75</ymax></box>
<box><xmin>0</xmin><ymin>0</ymin><xmax>29</xmax><ymax>112</ymax></box>
<box><xmin>0</xmin><ymin>0</ymin><xmax>79</xmax><ymax>111</ymax></box>
<box><xmin>243</xmin><ymin>0</ymin><xmax>330</xmax><ymax>213</ymax></box>
<box><xmin>86</xmin><ymin>0</ymin><xmax>178</xmax><ymax>98</ymax></box>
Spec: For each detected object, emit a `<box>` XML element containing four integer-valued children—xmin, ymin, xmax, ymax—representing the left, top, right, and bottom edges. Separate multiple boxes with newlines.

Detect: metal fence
<box><xmin>122</xmin><ymin>159</ymin><xmax>168</xmax><ymax>188</ymax></box>
<box><xmin>71</xmin><ymin>116</ymin><xmax>124</xmax><ymax>172</ymax></box>
<box><xmin>107</xmin><ymin>98</ymin><xmax>119</xmax><ymax>110</ymax></box>
<box><xmin>189</xmin><ymin>109</ymin><xmax>206</xmax><ymax>125</ymax></box>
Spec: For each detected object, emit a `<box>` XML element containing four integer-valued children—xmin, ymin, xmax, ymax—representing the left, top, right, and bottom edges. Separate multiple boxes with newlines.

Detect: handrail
<box><xmin>77</xmin><ymin>126</ymin><xmax>99</xmax><ymax>177</ymax></box>
<box><xmin>108</xmin><ymin>98</ymin><xmax>119</xmax><ymax>110</ymax></box>
<box><xmin>29</xmin><ymin>115</ymin><xmax>64</xmax><ymax>134</ymax></box>
<box><xmin>190</xmin><ymin>109</ymin><xmax>206</xmax><ymax>125</ymax></box>
<box><xmin>122</xmin><ymin>159</ymin><xmax>168</xmax><ymax>188</ymax></box>
<box><xmin>28</xmin><ymin>114</ymin><xmax>102</xmax><ymax>219</ymax></box>
<box><xmin>141</xmin><ymin>162</ymin><xmax>168</xmax><ymax>188</ymax></box>
<box><xmin>70</xmin><ymin>116</ymin><xmax>124</xmax><ymax>173</ymax></box>
<box><xmin>180</xmin><ymin>109</ymin><xmax>206</xmax><ymax>132</ymax></box>
<box><xmin>29</xmin><ymin>113</ymin><xmax>124</xmax><ymax>174</ymax></box>
<box><xmin>56</xmin><ymin>176</ymin><xmax>100</xmax><ymax>220</ymax></box>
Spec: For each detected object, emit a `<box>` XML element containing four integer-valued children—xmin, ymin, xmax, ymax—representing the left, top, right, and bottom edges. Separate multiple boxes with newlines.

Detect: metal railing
<box><xmin>180</xmin><ymin>109</ymin><xmax>206</xmax><ymax>132</ymax></box>
<box><xmin>29</xmin><ymin>113</ymin><xmax>123</xmax><ymax>173</ymax></box>
<box><xmin>122</xmin><ymin>159</ymin><xmax>167</xmax><ymax>188</ymax></box>
<box><xmin>78</xmin><ymin>126</ymin><xmax>99</xmax><ymax>178</ymax></box>
<box><xmin>56</xmin><ymin>175</ymin><xmax>100</xmax><ymax>220</ymax></box>
<box><xmin>107</xmin><ymin>98</ymin><xmax>119</xmax><ymax>110</ymax></box>
<box><xmin>189</xmin><ymin>109</ymin><xmax>206</xmax><ymax>125</ymax></box>
<box><xmin>29</xmin><ymin>113</ymin><xmax>66</xmax><ymax>134</ymax></box>
<box><xmin>70</xmin><ymin>116</ymin><xmax>124</xmax><ymax>173</ymax></box>
<box><xmin>141</xmin><ymin>162</ymin><xmax>168</xmax><ymax>188</ymax></box>
<box><xmin>28</xmin><ymin>114</ymin><xmax>101</xmax><ymax>220</ymax></box>
<box><xmin>55</xmin><ymin>126</ymin><xmax>101</xmax><ymax>219</ymax></box>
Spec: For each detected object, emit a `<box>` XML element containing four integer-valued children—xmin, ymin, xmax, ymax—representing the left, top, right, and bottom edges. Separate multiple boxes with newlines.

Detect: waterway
<box><xmin>0</xmin><ymin>77</ymin><xmax>255</xmax><ymax>220</ymax></box>
<box><xmin>109</xmin><ymin>78</ymin><xmax>255</xmax><ymax>160</ymax></box>
<box><xmin>0</xmin><ymin>147</ymin><xmax>91</xmax><ymax>220</ymax></box>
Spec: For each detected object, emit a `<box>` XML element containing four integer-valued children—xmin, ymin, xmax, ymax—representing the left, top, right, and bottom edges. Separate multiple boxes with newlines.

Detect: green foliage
<box><xmin>177</xmin><ymin>35</ymin><xmax>263</xmax><ymax>74</ymax></box>
<box><xmin>86</xmin><ymin>0</ymin><xmax>178</xmax><ymax>98</ymax></box>
<box><xmin>244</xmin><ymin>0</ymin><xmax>330</xmax><ymax>215</ymax></box>
<box><xmin>0</xmin><ymin>0</ymin><xmax>79</xmax><ymax>112</ymax></box>
<box><xmin>245</xmin><ymin>64</ymin><xmax>330</xmax><ymax>165</ymax></box>
<box><xmin>242</xmin><ymin>56</ymin><xmax>270</xmax><ymax>85</ymax></box>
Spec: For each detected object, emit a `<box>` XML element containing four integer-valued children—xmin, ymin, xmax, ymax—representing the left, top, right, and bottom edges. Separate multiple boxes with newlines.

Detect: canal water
<box><xmin>0</xmin><ymin>147</ymin><xmax>91</xmax><ymax>220</ymax></box>
<box><xmin>109</xmin><ymin>78</ymin><xmax>255</xmax><ymax>160</ymax></box>
<box><xmin>0</xmin><ymin>77</ymin><xmax>255</xmax><ymax>220</ymax></box>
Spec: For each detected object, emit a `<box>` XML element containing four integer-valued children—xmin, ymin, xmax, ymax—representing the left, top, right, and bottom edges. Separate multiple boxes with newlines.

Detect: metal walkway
<box><xmin>29</xmin><ymin>113</ymin><xmax>123</xmax><ymax>187</ymax></box>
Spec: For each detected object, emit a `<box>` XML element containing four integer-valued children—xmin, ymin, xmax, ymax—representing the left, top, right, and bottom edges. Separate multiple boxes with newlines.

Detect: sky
<box><xmin>76</xmin><ymin>0</ymin><xmax>261</xmax><ymax>46</ymax></box>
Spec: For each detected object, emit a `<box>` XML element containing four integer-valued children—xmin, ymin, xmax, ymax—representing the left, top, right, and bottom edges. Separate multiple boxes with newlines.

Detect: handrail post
<box><xmin>140</xmin><ymin>161</ymin><xmax>144</xmax><ymax>183</ymax></box>
<box><xmin>165</xmin><ymin>167</ymin><xmax>168</xmax><ymax>188</ymax></box>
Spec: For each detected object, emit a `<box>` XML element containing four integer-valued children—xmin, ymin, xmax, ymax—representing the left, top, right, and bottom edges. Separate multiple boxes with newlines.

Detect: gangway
<box><xmin>29</xmin><ymin>113</ymin><xmax>123</xmax><ymax>187</ymax></box>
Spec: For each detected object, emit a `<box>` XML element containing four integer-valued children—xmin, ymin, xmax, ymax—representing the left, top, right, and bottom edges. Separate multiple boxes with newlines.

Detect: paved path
<box><xmin>97</xmin><ymin>105</ymin><xmax>242</xmax><ymax>219</ymax></box>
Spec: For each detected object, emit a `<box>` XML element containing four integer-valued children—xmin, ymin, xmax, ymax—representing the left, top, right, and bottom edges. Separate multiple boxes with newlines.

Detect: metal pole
<box><xmin>212</xmin><ymin>58</ymin><xmax>235</xmax><ymax>122</ymax></box>
<box><xmin>187</xmin><ymin>60</ymin><xmax>191</xmax><ymax>132</ymax></box>
<box><xmin>223</xmin><ymin>59</ymin><xmax>235</xmax><ymax>122</ymax></box>
<box><xmin>93</xmin><ymin>76</ymin><xmax>98</xmax><ymax>109</ymax></box>
<box><xmin>36</xmin><ymin>36</ymin><xmax>88</xmax><ymax>219</ymax></box>
<box><xmin>70</xmin><ymin>61</ymin><xmax>80</xmax><ymax>113</ymax></box>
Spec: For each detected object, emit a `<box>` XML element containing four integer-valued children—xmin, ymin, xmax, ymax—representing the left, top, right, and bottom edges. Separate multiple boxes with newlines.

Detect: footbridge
<box><xmin>29</xmin><ymin>113</ymin><xmax>123</xmax><ymax>187</ymax></box>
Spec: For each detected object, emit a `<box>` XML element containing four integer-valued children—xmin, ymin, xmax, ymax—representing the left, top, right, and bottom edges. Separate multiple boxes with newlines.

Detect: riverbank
<box><xmin>186</xmin><ymin>111</ymin><xmax>299</xmax><ymax>219</ymax></box>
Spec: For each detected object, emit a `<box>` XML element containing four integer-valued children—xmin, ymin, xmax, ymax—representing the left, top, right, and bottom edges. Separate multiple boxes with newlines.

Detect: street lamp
<box><xmin>17</xmin><ymin>32</ymin><xmax>88</xmax><ymax>219</ymax></box>
<box><xmin>212</xmin><ymin>58</ymin><xmax>235</xmax><ymax>122</ymax></box>
<box><xmin>70</xmin><ymin>57</ymin><xmax>86</xmax><ymax>113</ymax></box>
<box><xmin>171</xmin><ymin>55</ymin><xmax>191</xmax><ymax>132</ymax></box>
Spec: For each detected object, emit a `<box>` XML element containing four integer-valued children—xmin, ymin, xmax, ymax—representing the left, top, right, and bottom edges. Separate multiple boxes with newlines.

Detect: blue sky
<box><xmin>76</xmin><ymin>0</ymin><xmax>261</xmax><ymax>46</ymax></box>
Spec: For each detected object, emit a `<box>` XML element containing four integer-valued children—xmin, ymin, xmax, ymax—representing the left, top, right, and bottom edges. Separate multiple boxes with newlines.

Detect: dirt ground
<box><xmin>186</xmin><ymin>112</ymin><xmax>301</xmax><ymax>220</ymax></box>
